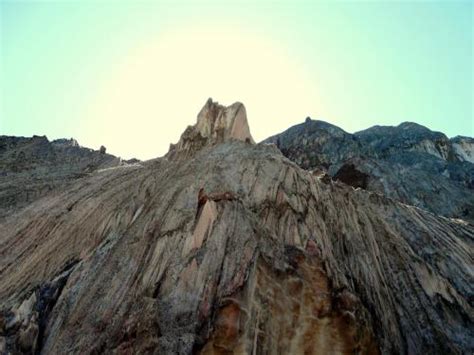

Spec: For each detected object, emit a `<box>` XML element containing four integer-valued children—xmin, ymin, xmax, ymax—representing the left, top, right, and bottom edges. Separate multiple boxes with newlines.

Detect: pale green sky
<box><xmin>1</xmin><ymin>0</ymin><xmax>472</xmax><ymax>159</ymax></box>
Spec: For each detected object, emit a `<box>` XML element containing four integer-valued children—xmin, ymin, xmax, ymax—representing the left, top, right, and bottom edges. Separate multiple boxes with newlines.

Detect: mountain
<box><xmin>0</xmin><ymin>100</ymin><xmax>473</xmax><ymax>354</ymax></box>
<box><xmin>0</xmin><ymin>135</ymin><xmax>139</xmax><ymax>219</ymax></box>
<box><xmin>263</xmin><ymin>119</ymin><xmax>474</xmax><ymax>222</ymax></box>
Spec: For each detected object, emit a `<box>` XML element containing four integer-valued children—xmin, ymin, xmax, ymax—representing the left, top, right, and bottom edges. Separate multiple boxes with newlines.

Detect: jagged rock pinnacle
<box><xmin>167</xmin><ymin>98</ymin><xmax>255</xmax><ymax>159</ymax></box>
<box><xmin>196</xmin><ymin>98</ymin><xmax>255</xmax><ymax>144</ymax></box>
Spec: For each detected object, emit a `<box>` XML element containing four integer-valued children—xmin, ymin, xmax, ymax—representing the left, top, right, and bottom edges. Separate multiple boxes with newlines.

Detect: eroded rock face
<box><xmin>167</xmin><ymin>99</ymin><xmax>254</xmax><ymax>160</ymax></box>
<box><xmin>0</xmin><ymin>101</ymin><xmax>472</xmax><ymax>354</ymax></box>
<box><xmin>201</xmin><ymin>246</ymin><xmax>379</xmax><ymax>355</ymax></box>
<box><xmin>263</xmin><ymin>119</ymin><xmax>474</xmax><ymax>222</ymax></box>
<box><xmin>451</xmin><ymin>136</ymin><xmax>474</xmax><ymax>164</ymax></box>
<box><xmin>0</xmin><ymin>135</ymin><xmax>139</xmax><ymax>220</ymax></box>
<box><xmin>196</xmin><ymin>98</ymin><xmax>254</xmax><ymax>144</ymax></box>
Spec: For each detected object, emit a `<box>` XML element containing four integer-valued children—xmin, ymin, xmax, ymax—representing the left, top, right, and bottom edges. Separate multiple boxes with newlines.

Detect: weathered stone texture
<box><xmin>0</xmin><ymin>101</ymin><xmax>472</xmax><ymax>354</ymax></box>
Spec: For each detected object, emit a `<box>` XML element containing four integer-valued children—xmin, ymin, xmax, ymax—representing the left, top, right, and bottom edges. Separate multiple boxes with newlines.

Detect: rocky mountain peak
<box><xmin>398</xmin><ymin>121</ymin><xmax>430</xmax><ymax>130</ymax></box>
<box><xmin>264</xmin><ymin>118</ymin><xmax>474</xmax><ymax>222</ymax></box>
<box><xmin>0</xmin><ymin>102</ymin><xmax>473</xmax><ymax>354</ymax></box>
<box><xmin>51</xmin><ymin>138</ymin><xmax>79</xmax><ymax>148</ymax></box>
<box><xmin>196</xmin><ymin>98</ymin><xmax>254</xmax><ymax>143</ymax></box>
<box><xmin>167</xmin><ymin>98</ymin><xmax>254</xmax><ymax>160</ymax></box>
<box><xmin>451</xmin><ymin>136</ymin><xmax>474</xmax><ymax>164</ymax></box>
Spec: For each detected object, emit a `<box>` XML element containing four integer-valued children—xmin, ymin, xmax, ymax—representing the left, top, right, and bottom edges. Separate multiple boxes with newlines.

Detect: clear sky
<box><xmin>1</xmin><ymin>0</ymin><xmax>472</xmax><ymax>160</ymax></box>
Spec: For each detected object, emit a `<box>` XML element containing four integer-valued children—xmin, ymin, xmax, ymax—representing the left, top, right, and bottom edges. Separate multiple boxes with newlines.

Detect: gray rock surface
<box><xmin>0</xmin><ymin>101</ymin><xmax>472</xmax><ymax>354</ymax></box>
<box><xmin>263</xmin><ymin>119</ymin><xmax>474</xmax><ymax>222</ymax></box>
<box><xmin>0</xmin><ymin>135</ymin><xmax>136</xmax><ymax>219</ymax></box>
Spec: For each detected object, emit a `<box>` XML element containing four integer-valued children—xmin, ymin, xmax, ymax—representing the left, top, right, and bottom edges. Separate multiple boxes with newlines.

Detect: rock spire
<box><xmin>167</xmin><ymin>98</ymin><xmax>254</xmax><ymax>159</ymax></box>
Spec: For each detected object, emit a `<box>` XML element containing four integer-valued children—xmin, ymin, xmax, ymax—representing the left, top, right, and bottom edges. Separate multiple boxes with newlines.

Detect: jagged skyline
<box><xmin>1</xmin><ymin>1</ymin><xmax>472</xmax><ymax>159</ymax></box>
<box><xmin>1</xmin><ymin>99</ymin><xmax>472</xmax><ymax>354</ymax></box>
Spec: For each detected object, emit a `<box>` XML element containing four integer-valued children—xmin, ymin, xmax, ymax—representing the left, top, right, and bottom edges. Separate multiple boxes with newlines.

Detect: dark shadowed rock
<box><xmin>263</xmin><ymin>119</ymin><xmax>474</xmax><ymax>222</ymax></box>
<box><xmin>333</xmin><ymin>163</ymin><xmax>370</xmax><ymax>189</ymax></box>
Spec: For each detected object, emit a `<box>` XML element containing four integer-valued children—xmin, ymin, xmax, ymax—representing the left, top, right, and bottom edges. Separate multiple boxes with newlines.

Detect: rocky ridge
<box><xmin>0</xmin><ymin>100</ymin><xmax>472</xmax><ymax>354</ymax></box>
<box><xmin>263</xmin><ymin>119</ymin><xmax>474</xmax><ymax>222</ymax></box>
<box><xmin>0</xmin><ymin>135</ymin><xmax>138</xmax><ymax>220</ymax></box>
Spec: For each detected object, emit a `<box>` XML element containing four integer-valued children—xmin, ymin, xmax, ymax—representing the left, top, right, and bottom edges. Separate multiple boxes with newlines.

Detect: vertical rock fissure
<box><xmin>35</xmin><ymin>259</ymin><xmax>79</xmax><ymax>354</ymax></box>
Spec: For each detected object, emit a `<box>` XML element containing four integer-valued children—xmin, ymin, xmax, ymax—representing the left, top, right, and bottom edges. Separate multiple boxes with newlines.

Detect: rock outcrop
<box><xmin>0</xmin><ymin>136</ymin><xmax>137</xmax><ymax>220</ymax></box>
<box><xmin>167</xmin><ymin>98</ymin><xmax>254</xmax><ymax>160</ymax></box>
<box><xmin>0</xmin><ymin>101</ymin><xmax>472</xmax><ymax>354</ymax></box>
<box><xmin>451</xmin><ymin>136</ymin><xmax>474</xmax><ymax>164</ymax></box>
<box><xmin>196</xmin><ymin>98</ymin><xmax>254</xmax><ymax>144</ymax></box>
<box><xmin>263</xmin><ymin>119</ymin><xmax>474</xmax><ymax>222</ymax></box>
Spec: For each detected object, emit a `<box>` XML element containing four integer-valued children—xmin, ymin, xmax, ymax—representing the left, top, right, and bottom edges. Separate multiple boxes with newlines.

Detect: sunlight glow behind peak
<box><xmin>1</xmin><ymin>1</ymin><xmax>472</xmax><ymax>160</ymax></box>
<box><xmin>85</xmin><ymin>26</ymin><xmax>320</xmax><ymax>159</ymax></box>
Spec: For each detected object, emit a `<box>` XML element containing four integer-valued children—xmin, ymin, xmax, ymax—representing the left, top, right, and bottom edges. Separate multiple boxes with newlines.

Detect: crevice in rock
<box><xmin>0</xmin><ymin>259</ymin><xmax>80</xmax><ymax>355</ymax></box>
<box><xmin>35</xmin><ymin>259</ymin><xmax>79</xmax><ymax>354</ymax></box>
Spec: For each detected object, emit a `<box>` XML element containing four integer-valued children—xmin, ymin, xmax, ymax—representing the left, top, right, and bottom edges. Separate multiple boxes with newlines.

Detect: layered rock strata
<box><xmin>263</xmin><ymin>119</ymin><xmax>474</xmax><ymax>222</ymax></box>
<box><xmin>0</xmin><ymin>100</ymin><xmax>472</xmax><ymax>354</ymax></box>
<box><xmin>0</xmin><ymin>136</ymin><xmax>138</xmax><ymax>220</ymax></box>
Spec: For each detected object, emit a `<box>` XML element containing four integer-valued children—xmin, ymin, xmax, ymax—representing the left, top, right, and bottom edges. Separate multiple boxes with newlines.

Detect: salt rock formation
<box><xmin>0</xmin><ymin>100</ymin><xmax>473</xmax><ymax>354</ymax></box>
<box><xmin>264</xmin><ymin>119</ymin><xmax>474</xmax><ymax>222</ymax></box>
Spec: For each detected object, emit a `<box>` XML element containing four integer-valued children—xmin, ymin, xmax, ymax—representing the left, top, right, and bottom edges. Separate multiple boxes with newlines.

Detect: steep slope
<box><xmin>441</xmin><ymin>135</ymin><xmax>474</xmax><ymax>164</ymax></box>
<box><xmin>0</xmin><ymin>100</ymin><xmax>473</xmax><ymax>354</ymax></box>
<box><xmin>263</xmin><ymin>119</ymin><xmax>474</xmax><ymax>222</ymax></box>
<box><xmin>0</xmin><ymin>136</ymin><xmax>137</xmax><ymax>219</ymax></box>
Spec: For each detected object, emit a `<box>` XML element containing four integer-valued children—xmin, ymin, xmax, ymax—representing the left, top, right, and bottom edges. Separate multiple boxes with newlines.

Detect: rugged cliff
<box><xmin>0</xmin><ymin>100</ymin><xmax>473</xmax><ymax>354</ymax></box>
<box><xmin>263</xmin><ymin>119</ymin><xmax>474</xmax><ymax>222</ymax></box>
<box><xmin>0</xmin><ymin>136</ymin><xmax>138</xmax><ymax>219</ymax></box>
